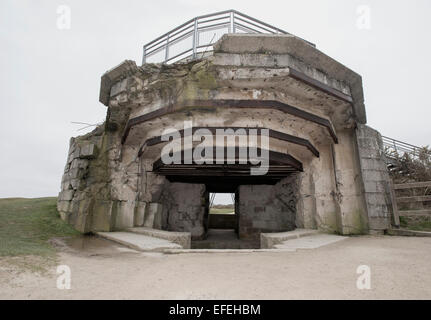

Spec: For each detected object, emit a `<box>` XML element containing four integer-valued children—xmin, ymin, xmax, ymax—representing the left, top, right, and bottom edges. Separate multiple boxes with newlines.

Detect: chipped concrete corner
<box><xmin>58</xmin><ymin>34</ymin><xmax>395</xmax><ymax>239</ymax></box>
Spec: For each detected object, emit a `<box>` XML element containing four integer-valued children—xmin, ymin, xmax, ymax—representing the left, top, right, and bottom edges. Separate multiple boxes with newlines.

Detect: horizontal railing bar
<box><xmin>234</xmin><ymin>22</ymin><xmax>262</xmax><ymax>34</ymax></box>
<box><xmin>196</xmin><ymin>44</ymin><xmax>212</xmax><ymax>49</ymax></box>
<box><xmin>234</xmin><ymin>26</ymin><xmax>255</xmax><ymax>34</ymax></box>
<box><xmin>146</xmin><ymin>31</ymin><xmax>193</xmax><ymax>57</ymax></box>
<box><xmin>194</xmin><ymin>9</ymin><xmax>234</xmax><ymax>20</ymax></box>
<box><xmin>383</xmin><ymin>144</ymin><xmax>418</xmax><ymax>151</ymax></box>
<box><xmin>197</xmin><ymin>23</ymin><xmax>230</xmax><ymax>34</ymax></box>
<box><xmin>162</xmin><ymin>24</ymin><xmax>194</xmax><ymax>43</ymax></box>
<box><xmin>383</xmin><ymin>144</ymin><xmax>420</xmax><ymax>152</ymax></box>
<box><xmin>147</xmin><ymin>10</ymin><xmax>231</xmax><ymax>50</ymax></box>
<box><xmin>145</xmin><ymin>38</ymin><xmax>168</xmax><ymax>52</ymax></box>
<box><xmin>385</xmin><ymin>147</ymin><xmax>419</xmax><ymax>154</ymax></box>
<box><xmin>398</xmin><ymin>209</ymin><xmax>431</xmax><ymax>216</ymax></box>
<box><xmin>394</xmin><ymin>181</ymin><xmax>431</xmax><ymax>189</ymax></box>
<box><xmin>382</xmin><ymin>136</ymin><xmax>422</xmax><ymax>150</ymax></box>
<box><xmin>384</xmin><ymin>144</ymin><xmax>418</xmax><ymax>151</ymax></box>
<box><xmin>383</xmin><ymin>143</ymin><xmax>418</xmax><ymax>151</ymax></box>
<box><xmin>145</xmin><ymin>23</ymin><xmax>194</xmax><ymax>51</ymax></box>
<box><xmin>383</xmin><ymin>144</ymin><xmax>417</xmax><ymax>151</ymax></box>
<box><xmin>145</xmin><ymin>46</ymin><xmax>165</xmax><ymax>58</ymax></box>
<box><xmin>234</xmin><ymin>16</ymin><xmax>277</xmax><ymax>34</ymax></box>
<box><xmin>144</xmin><ymin>18</ymin><xmax>196</xmax><ymax>48</ymax></box>
<box><xmin>198</xmin><ymin>15</ymin><xmax>230</xmax><ymax>25</ymax></box>
<box><xmin>397</xmin><ymin>195</ymin><xmax>431</xmax><ymax>203</ymax></box>
<box><xmin>162</xmin><ymin>31</ymin><xmax>193</xmax><ymax>49</ymax></box>
<box><xmin>145</xmin><ymin>15</ymin><xmax>228</xmax><ymax>54</ymax></box>
<box><xmin>236</xmin><ymin>10</ymin><xmax>315</xmax><ymax>46</ymax></box>
<box><xmin>198</xmin><ymin>21</ymin><xmax>231</xmax><ymax>32</ymax></box>
<box><xmin>232</xmin><ymin>10</ymin><xmax>288</xmax><ymax>34</ymax></box>
<box><xmin>165</xmin><ymin>48</ymin><xmax>193</xmax><ymax>63</ymax></box>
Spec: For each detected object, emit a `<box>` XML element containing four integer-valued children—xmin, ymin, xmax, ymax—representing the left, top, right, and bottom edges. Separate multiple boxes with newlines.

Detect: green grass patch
<box><xmin>209</xmin><ymin>208</ymin><xmax>235</xmax><ymax>214</ymax></box>
<box><xmin>0</xmin><ymin>197</ymin><xmax>80</xmax><ymax>257</ymax></box>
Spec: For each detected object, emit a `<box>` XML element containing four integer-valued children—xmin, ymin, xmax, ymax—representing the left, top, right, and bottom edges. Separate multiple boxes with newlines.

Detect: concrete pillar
<box><xmin>355</xmin><ymin>124</ymin><xmax>393</xmax><ymax>232</ymax></box>
<box><xmin>332</xmin><ymin>130</ymin><xmax>370</xmax><ymax>234</ymax></box>
<box><xmin>143</xmin><ymin>202</ymin><xmax>163</xmax><ymax>229</ymax></box>
<box><xmin>134</xmin><ymin>201</ymin><xmax>147</xmax><ymax>226</ymax></box>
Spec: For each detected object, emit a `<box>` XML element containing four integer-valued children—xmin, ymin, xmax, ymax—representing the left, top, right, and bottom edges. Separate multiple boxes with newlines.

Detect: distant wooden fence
<box><xmin>393</xmin><ymin>181</ymin><xmax>431</xmax><ymax>217</ymax></box>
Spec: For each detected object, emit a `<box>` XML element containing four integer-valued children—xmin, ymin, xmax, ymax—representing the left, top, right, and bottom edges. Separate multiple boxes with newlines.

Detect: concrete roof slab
<box><xmin>213</xmin><ymin>34</ymin><xmax>366</xmax><ymax>124</ymax></box>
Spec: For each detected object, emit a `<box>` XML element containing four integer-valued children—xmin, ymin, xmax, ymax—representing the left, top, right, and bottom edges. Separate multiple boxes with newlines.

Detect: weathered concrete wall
<box><xmin>160</xmin><ymin>182</ymin><xmax>207</xmax><ymax>239</ymax></box>
<box><xmin>57</xmin><ymin>67</ymin><xmax>142</xmax><ymax>232</ymax></box>
<box><xmin>356</xmin><ymin>124</ymin><xmax>394</xmax><ymax>232</ymax></box>
<box><xmin>304</xmin><ymin>144</ymin><xmax>340</xmax><ymax>234</ymax></box>
<box><xmin>58</xmin><ymin>126</ymin><xmax>107</xmax><ymax>233</ymax></box>
<box><xmin>238</xmin><ymin>175</ymin><xmax>298</xmax><ymax>240</ymax></box>
<box><xmin>332</xmin><ymin>130</ymin><xmax>370</xmax><ymax>234</ymax></box>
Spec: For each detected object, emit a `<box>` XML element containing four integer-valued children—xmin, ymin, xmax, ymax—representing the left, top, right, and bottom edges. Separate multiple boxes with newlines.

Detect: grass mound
<box><xmin>0</xmin><ymin>197</ymin><xmax>80</xmax><ymax>257</ymax></box>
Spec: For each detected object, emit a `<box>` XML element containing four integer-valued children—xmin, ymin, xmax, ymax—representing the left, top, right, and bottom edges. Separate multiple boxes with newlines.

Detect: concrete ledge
<box><xmin>126</xmin><ymin>227</ymin><xmax>191</xmax><ymax>249</ymax></box>
<box><xmin>260</xmin><ymin>228</ymin><xmax>319</xmax><ymax>249</ymax></box>
<box><xmin>96</xmin><ymin>231</ymin><xmax>182</xmax><ymax>252</ymax></box>
<box><xmin>386</xmin><ymin>229</ymin><xmax>431</xmax><ymax>237</ymax></box>
<box><xmin>213</xmin><ymin>34</ymin><xmax>365</xmax><ymax>123</ymax></box>
<box><xmin>99</xmin><ymin>60</ymin><xmax>138</xmax><ymax>106</ymax></box>
<box><xmin>273</xmin><ymin>233</ymin><xmax>347</xmax><ymax>250</ymax></box>
<box><xmin>163</xmin><ymin>248</ymin><xmax>296</xmax><ymax>254</ymax></box>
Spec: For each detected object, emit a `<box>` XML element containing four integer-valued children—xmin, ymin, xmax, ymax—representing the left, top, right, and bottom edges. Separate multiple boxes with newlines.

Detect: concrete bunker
<box><xmin>57</xmin><ymin>12</ymin><xmax>397</xmax><ymax>249</ymax></box>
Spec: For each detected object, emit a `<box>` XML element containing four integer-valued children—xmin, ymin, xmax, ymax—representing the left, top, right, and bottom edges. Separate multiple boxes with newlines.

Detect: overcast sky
<box><xmin>1</xmin><ymin>0</ymin><xmax>430</xmax><ymax>198</ymax></box>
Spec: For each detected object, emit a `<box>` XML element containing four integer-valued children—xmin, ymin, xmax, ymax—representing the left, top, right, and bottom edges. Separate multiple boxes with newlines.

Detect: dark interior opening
<box><xmin>191</xmin><ymin>187</ymin><xmax>260</xmax><ymax>249</ymax></box>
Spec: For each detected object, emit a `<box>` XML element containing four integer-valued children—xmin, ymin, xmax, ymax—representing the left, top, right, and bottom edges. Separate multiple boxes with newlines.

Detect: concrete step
<box><xmin>126</xmin><ymin>227</ymin><xmax>191</xmax><ymax>248</ymax></box>
<box><xmin>260</xmin><ymin>228</ymin><xmax>320</xmax><ymax>249</ymax></box>
<box><xmin>96</xmin><ymin>231</ymin><xmax>182</xmax><ymax>252</ymax></box>
<box><xmin>274</xmin><ymin>233</ymin><xmax>347</xmax><ymax>251</ymax></box>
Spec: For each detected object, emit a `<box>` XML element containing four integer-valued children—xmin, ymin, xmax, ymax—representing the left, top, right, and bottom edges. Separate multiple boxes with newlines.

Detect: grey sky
<box><xmin>1</xmin><ymin>0</ymin><xmax>430</xmax><ymax>198</ymax></box>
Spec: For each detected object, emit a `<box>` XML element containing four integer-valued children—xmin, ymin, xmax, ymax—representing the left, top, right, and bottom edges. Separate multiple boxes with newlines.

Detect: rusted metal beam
<box><xmin>152</xmin><ymin>146</ymin><xmax>303</xmax><ymax>178</ymax></box>
<box><xmin>122</xmin><ymin>99</ymin><xmax>338</xmax><ymax>144</ymax></box>
<box><xmin>137</xmin><ymin>126</ymin><xmax>319</xmax><ymax>158</ymax></box>
<box><xmin>288</xmin><ymin>67</ymin><xmax>353</xmax><ymax>104</ymax></box>
<box><xmin>167</xmin><ymin>175</ymin><xmax>284</xmax><ymax>186</ymax></box>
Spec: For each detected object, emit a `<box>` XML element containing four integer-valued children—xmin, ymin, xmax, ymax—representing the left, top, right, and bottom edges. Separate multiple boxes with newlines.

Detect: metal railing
<box><xmin>382</xmin><ymin>136</ymin><xmax>423</xmax><ymax>159</ymax></box>
<box><xmin>142</xmin><ymin>9</ymin><xmax>314</xmax><ymax>65</ymax></box>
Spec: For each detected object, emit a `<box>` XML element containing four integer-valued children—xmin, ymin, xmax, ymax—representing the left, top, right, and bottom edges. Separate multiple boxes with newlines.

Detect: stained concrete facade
<box><xmin>58</xmin><ymin>34</ymin><xmax>396</xmax><ymax>240</ymax></box>
<box><xmin>238</xmin><ymin>175</ymin><xmax>298</xmax><ymax>240</ymax></box>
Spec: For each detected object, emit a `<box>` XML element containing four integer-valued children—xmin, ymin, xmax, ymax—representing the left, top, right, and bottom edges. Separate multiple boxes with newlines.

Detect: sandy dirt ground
<box><xmin>1</xmin><ymin>235</ymin><xmax>430</xmax><ymax>299</ymax></box>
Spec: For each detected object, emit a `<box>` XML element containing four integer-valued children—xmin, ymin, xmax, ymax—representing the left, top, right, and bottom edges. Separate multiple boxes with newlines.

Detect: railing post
<box><xmin>192</xmin><ymin>18</ymin><xmax>198</xmax><ymax>59</ymax></box>
<box><xmin>230</xmin><ymin>11</ymin><xmax>235</xmax><ymax>33</ymax></box>
<box><xmin>142</xmin><ymin>46</ymin><xmax>146</xmax><ymax>65</ymax></box>
<box><xmin>165</xmin><ymin>35</ymin><xmax>170</xmax><ymax>63</ymax></box>
<box><xmin>389</xmin><ymin>180</ymin><xmax>401</xmax><ymax>228</ymax></box>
